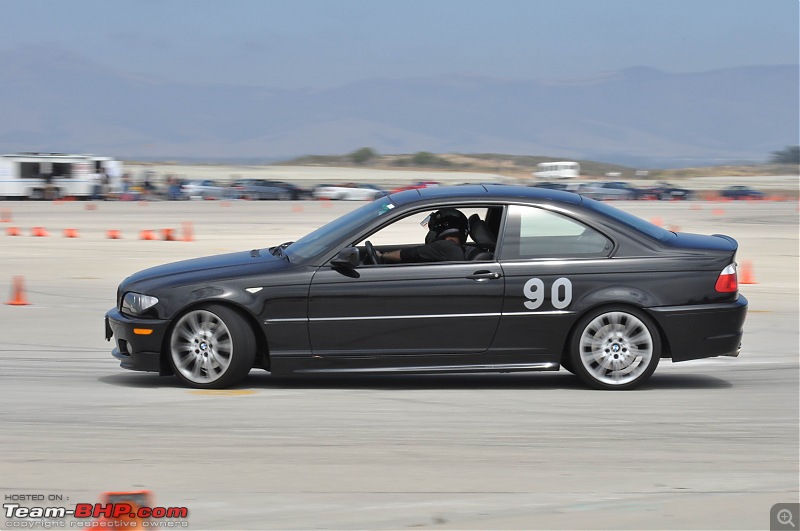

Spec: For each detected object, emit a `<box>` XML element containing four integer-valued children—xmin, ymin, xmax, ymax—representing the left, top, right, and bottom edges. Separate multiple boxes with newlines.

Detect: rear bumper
<box><xmin>105</xmin><ymin>308</ymin><xmax>169</xmax><ymax>373</ymax></box>
<box><xmin>647</xmin><ymin>295</ymin><xmax>748</xmax><ymax>362</ymax></box>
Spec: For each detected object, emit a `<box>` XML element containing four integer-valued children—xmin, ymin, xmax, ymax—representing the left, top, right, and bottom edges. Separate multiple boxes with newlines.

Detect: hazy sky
<box><xmin>1</xmin><ymin>0</ymin><xmax>798</xmax><ymax>88</ymax></box>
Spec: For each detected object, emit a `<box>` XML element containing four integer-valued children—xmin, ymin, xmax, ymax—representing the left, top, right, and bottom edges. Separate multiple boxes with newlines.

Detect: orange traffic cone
<box><xmin>5</xmin><ymin>276</ymin><xmax>30</xmax><ymax>306</ymax></box>
<box><xmin>106</xmin><ymin>229</ymin><xmax>122</xmax><ymax>239</ymax></box>
<box><xmin>139</xmin><ymin>230</ymin><xmax>157</xmax><ymax>241</ymax></box>
<box><xmin>31</xmin><ymin>226</ymin><xmax>49</xmax><ymax>237</ymax></box>
<box><xmin>0</xmin><ymin>209</ymin><xmax>11</xmax><ymax>222</ymax></box>
<box><xmin>6</xmin><ymin>226</ymin><xmax>21</xmax><ymax>236</ymax></box>
<box><xmin>740</xmin><ymin>260</ymin><xmax>758</xmax><ymax>285</ymax></box>
<box><xmin>63</xmin><ymin>228</ymin><xmax>79</xmax><ymax>238</ymax></box>
<box><xmin>161</xmin><ymin>228</ymin><xmax>176</xmax><ymax>241</ymax></box>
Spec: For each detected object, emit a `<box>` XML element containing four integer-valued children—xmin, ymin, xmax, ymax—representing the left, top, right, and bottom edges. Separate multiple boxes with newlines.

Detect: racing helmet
<box><xmin>428</xmin><ymin>208</ymin><xmax>468</xmax><ymax>242</ymax></box>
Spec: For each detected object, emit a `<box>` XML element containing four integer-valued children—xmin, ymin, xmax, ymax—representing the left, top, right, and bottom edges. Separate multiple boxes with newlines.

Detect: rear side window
<box><xmin>500</xmin><ymin>205</ymin><xmax>612</xmax><ymax>260</ymax></box>
<box><xmin>584</xmin><ymin>198</ymin><xmax>673</xmax><ymax>242</ymax></box>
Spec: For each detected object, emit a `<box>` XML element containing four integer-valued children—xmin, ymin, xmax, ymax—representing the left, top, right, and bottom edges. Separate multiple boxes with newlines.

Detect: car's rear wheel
<box><xmin>168</xmin><ymin>305</ymin><xmax>255</xmax><ymax>388</ymax></box>
<box><xmin>569</xmin><ymin>307</ymin><xmax>660</xmax><ymax>390</ymax></box>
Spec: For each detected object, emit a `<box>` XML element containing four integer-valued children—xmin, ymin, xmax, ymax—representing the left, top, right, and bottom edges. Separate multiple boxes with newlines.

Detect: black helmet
<box><xmin>428</xmin><ymin>208</ymin><xmax>468</xmax><ymax>241</ymax></box>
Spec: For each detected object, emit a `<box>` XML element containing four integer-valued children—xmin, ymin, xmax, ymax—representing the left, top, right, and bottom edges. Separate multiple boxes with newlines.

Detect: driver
<box><xmin>378</xmin><ymin>208</ymin><xmax>468</xmax><ymax>263</ymax></box>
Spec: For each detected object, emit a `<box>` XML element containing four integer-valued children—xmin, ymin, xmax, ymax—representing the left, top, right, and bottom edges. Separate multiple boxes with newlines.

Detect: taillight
<box><xmin>715</xmin><ymin>263</ymin><xmax>738</xmax><ymax>293</ymax></box>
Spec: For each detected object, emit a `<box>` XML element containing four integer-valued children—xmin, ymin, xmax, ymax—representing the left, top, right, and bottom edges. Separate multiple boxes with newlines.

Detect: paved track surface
<box><xmin>1</xmin><ymin>198</ymin><xmax>797</xmax><ymax>530</ymax></box>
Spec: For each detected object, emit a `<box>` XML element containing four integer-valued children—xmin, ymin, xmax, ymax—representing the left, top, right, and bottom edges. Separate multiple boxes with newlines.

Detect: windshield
<box><xmin>284</xmin><ymin>197</ymin><xmax>396</xmax><ymax>261</ymax></box>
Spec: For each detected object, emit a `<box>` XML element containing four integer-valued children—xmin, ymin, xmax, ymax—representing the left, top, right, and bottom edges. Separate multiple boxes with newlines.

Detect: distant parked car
<box><xmin>596</xmin><ymin>181</ymin><xmax>645</xmax><ymax>199</ymax></box>
<box><xmin>575</xmin><ymin>182</ymin><xmax>637</xmax><ymax>201</ymax></box>
<box><xmin>231</xmin><ymin>179</ymin><xmax>309</xmax><ymax>200</ymax></box>
<box><xmin>181</xmin><ymin>179</ymin><xmax>230</xmax><ymax>200</ymax></box>
<box><xmin>313</xmin><ymin>183</ymin><xmax>387</xmax><ymax>201</ymax></box>
<box><xmin>719</xmin><ymin>185</ymin><xmax>765</xmax><ymax>200</ymax></box>
<box><xmin>642</xmin><ymin>182</ymin><xmax>693</xmax><ymax>201</ymax></box>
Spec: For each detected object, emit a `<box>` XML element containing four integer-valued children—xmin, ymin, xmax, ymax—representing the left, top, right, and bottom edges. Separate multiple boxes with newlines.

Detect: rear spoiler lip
<box><xmin>712</xmin><ymin>234</ymin><xmax>738</xmax><ymax>245</ymax></box>
<box><xmin>712</xmin><ymin>234</ymin><xmax>739</xmax><ymax>249</ymax></box>
<box><xmin>667</xmin><ymin>232</ymin><xmax>738</xmax><ymax>252</ymax></box>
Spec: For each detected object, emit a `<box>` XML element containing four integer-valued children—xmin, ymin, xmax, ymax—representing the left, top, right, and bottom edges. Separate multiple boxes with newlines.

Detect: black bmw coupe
<box><xmin>106</xmin><ymin>185</ymin><xmax>747</xmax><ymax>390</ymax></box>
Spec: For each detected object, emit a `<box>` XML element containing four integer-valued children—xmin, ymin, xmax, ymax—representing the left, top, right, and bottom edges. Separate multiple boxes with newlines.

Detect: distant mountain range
<box><xmin>0</xmin><ymin>45</ymin><xmax>797</xmax><ymax>168</ymax></box>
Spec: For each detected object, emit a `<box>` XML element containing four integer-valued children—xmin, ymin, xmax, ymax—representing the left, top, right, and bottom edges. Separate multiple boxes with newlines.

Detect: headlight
<box><xmin>121</xmin><ymin>292</ymin><xmax>159</xmax><ymax>317</ymax></box>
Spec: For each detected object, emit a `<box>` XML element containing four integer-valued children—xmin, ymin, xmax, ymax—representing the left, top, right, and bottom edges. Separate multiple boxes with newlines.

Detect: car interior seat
<box><xmin>466</xmin><ymin>214</ymin><xmax>496</xmax><ymax>260</ymax></box>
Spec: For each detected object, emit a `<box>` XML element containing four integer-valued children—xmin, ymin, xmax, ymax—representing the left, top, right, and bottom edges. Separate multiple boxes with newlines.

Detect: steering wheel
<box><xmin>364</xmin><ymin>240</ymin><xmax>381</xmax><ymax>265</ymax></box>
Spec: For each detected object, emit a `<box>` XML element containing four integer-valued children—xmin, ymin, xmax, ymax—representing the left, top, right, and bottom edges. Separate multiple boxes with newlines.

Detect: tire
<box><xmin>569</xmin><ymin>307</ymin><xmax>660</xmax><ymax>390</ymax></box>
<box><xmin>167</xmin><ymin>305</ymin><xmax>256</xmax><ymax>389</ymax></box>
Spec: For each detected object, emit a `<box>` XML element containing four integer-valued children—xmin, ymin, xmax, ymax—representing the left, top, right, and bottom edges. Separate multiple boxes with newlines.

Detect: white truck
<box><xmin>0</xmin><ymin>152</ymin><xmax>122</xmax><ymax>199</ymax></box>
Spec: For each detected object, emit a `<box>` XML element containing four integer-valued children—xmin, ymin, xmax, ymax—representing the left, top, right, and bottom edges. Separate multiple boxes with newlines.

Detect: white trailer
<box><xmin>533</xmin><ymin>161</ymin><xmax>580</xmax><ymax>180</ymax></box>
<box><xmin>0</xmin><ymin>152</ymin><xmax>122</xmax><ymax>199</ymax></box>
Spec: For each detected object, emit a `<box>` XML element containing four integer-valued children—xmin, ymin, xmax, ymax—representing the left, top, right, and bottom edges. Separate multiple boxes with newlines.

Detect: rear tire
<box><xmin>569</xmin><ymin>307</ymin><xmax>660</xmax><ymax>390</ymax></box>
<box><xmin>167</xmin><ymin>305</ymin><xmax>255</xmax><ymax>389</ymax></box>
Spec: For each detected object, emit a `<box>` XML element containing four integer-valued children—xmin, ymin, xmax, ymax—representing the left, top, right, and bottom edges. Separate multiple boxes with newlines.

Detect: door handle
<box><xmin>467</xmin><ymin>271</ymin><xmax>501</xmax><ymax>281</ymax></box>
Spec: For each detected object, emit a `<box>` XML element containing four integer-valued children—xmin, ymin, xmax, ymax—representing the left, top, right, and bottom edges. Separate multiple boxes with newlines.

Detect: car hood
<box><xmin>121</xmin><ymin>249</ymin><xmax>289</xmax><ymax>292</ymax></box>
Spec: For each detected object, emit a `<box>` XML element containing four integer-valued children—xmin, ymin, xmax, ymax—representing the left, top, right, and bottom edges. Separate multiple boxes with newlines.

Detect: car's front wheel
<box><xmin>168</xmin><ymin>305</ymin><xmax>255</xmax><ymax>388</ymax></box>
<box><xmin>569</xmin><ymin>307</ymin><xmax>660</xmax><ymax>390</ymax></box>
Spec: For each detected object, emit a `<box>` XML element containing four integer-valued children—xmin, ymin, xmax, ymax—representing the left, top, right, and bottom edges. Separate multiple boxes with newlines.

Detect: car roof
<box><xmin>389</xmin><ymin>184</ymin><xmax>582</xmax><ymax>206</ymax></box>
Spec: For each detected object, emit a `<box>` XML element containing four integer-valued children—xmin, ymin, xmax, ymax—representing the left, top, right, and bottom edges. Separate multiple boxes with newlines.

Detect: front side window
<box><xmin>359</xmin><ymin>207</ymin><xmax>488</xmax><ymax>248</ymax></box>
<box><xmin>500</xmin><ymin>205</ymin><xmax>612</xmax><ymax>260</ymax></box>
<box><xmin>353</xmin><ymin>206</ymin><xmax>494</xmax><ymax>265</ymax></box>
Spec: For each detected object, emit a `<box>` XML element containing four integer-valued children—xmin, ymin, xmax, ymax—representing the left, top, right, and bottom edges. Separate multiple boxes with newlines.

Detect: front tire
<box><xmin>569</xmin><ymin>307</ymin><xmax>660</xmax><ymax>390</ymax></box>
<box><xmin>168</xmin><ymin>305</ymin><xmax>256</xmax><ymax>388</ymax></box>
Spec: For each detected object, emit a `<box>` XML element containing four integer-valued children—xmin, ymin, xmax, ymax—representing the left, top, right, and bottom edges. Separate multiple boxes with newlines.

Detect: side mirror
<box><xmin>331</xmin><ymin>247</ymin><xmax>360</xmax><ymax>268</ymax></box>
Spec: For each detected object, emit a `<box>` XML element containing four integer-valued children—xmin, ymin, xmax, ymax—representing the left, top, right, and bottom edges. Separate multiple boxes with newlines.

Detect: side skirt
<box><xmin>271</xmin><ymin>361</ymin><xmax>559</xmax><ymax>376</ymax></box>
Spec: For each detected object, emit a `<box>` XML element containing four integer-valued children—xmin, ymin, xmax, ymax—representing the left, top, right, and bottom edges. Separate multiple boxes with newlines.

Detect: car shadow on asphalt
<box><xmin>98</xmin><ymin>370</ymin><xmax>732</xmax><ymax>391</ymax></box>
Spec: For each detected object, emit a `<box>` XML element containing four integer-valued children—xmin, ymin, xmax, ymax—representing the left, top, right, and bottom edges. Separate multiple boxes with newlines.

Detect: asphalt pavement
<box><xmin>1</xmin><ymin>198</ymin><xmax>797</xmax><ymax>530</ymax></box>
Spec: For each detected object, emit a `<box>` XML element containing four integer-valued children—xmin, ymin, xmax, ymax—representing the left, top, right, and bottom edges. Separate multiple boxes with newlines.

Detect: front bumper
<box><xmin>647</xmin><ymin>295</ymin><xmax>748</xmax><ymax>362</ymax></box>
<box><xmin>105</xmin><ymin>308</ymin><xmax>170</xmax><ymax>373</ymax></box>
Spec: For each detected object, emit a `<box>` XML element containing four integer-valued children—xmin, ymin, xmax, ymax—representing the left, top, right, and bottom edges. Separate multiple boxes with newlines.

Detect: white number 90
<box><xmin>523</xmin><ymin>277</ymin><xmax>573</xmax><ymax>310</ymax></box>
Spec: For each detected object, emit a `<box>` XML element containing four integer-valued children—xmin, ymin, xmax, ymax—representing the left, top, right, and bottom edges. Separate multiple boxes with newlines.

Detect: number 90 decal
<box><xmin>523</xmin><ymin>277</ymin><xmax>573</xmax><ymax>310</ymax></box>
